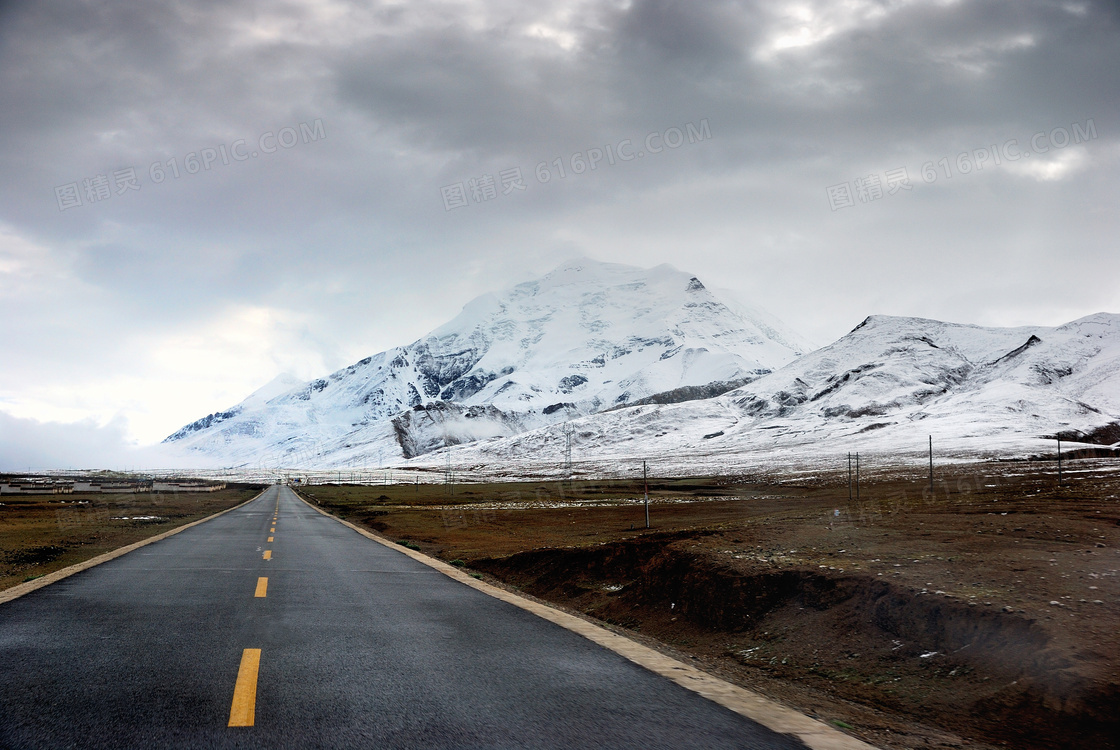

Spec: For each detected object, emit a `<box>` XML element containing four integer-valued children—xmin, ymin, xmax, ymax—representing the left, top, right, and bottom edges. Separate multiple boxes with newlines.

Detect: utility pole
<box><xmin>446</xmin><ymin>448</ymin><xmax>452</xmax><ymax>496</ymax></box>
<box><xmin>1057</xmin><ymin>437</ymin><xmax>1062</xmax><ymax>487</ymax></box>
<box><xmin>929</xmin><ymin>435</ymin><xmax>934</xmax><ymax>493</ymax></box>
<box><xmin>644</xmin><ymin>460</ymin><xmax>650</xmax><ymax>529</ymax></box>
<box><xmin>563</xmin><ymin>424</ymin><xmax>574</xmax><ymax>491</ymax></box>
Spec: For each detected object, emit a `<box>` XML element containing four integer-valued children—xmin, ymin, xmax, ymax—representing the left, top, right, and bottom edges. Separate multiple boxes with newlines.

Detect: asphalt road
<box><xmin>0</xmin><ymin>485</ymin><xmax>811</xmax><ymax>749</ymax></box>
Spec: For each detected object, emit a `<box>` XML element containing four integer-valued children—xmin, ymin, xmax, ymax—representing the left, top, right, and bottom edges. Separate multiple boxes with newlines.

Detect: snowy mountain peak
<box><xmin>164</xmin><ymin>259</ymin><xmax>810</xmax><ymax>467</ymax></box>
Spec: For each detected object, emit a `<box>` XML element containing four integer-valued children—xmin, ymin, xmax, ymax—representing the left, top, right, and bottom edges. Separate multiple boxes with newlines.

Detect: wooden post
<box><xmin>929</xmin><ymin>435</ymin><xmax>934</xmax><ymax>493</ymax></box>
<box><xmin>848</xmin><ymin>452</ymin><xmax>852</xmax><ymax>502</ymax></box>
<box><xmin>644</xmin><ymin>460</ymin><xmax>650</xmax><ymax>529</ymax></box>
<box><xmin>1057</xmin><ymin>437</ymin><xmax>1062</xmax><ymax>487</ymax></box>
<box><xmin>855</xmin><ymin>452</ymin><xmax>860</xmax><ymax>501</ymax></box>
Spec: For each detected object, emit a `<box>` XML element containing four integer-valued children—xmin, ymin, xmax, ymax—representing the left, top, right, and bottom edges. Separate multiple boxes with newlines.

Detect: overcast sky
<box><xmin>1</xmin><ymin>0</ymin><xmax>1117</xmax><ymax>468</ymax></box>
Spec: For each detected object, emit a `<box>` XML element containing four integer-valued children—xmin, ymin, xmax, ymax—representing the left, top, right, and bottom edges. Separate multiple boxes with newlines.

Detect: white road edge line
<box><xmin>294</xmin><ymin>488</ymin><xmax>878</xmax><ymax>750</ymax></box>
<box><xmin>0</xmin><ymin>488</ymin><xmax>272</xmax><ymax>605</ymax></box>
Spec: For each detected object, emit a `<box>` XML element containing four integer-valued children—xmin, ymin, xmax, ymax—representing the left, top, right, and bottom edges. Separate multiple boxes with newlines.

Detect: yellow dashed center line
<box><xmin>270</xmin><ymin>528</ymin><xmax>275</xmax><ymax>533</ymax></box>
<box><xmin>228</xmin><ymin>648</ymin><xmax>262</xmax><ymax>727</ymax></box>
<box><xmin>267</xmin><ymin>536</ymin><xmax>273</xmax><ymax>542</ymax></box>
<box><xmin>254</xmin><ymin>577</ymin><xmax>268</xmax><ymax>597</ymax></box>
<box><xmin>263</xmin><ymin>550</ymin><xmax>271</xmax><ymax>560</ymax></box>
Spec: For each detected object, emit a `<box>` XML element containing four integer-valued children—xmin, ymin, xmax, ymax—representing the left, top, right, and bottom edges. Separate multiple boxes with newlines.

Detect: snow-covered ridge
<box><xmin>429</xmin><ymin>311</ymin><xmax>1120</xmax><ymax>471</ymax></box>
<box><xmin>163</xmin><ymin>259</ymin><xmax>809</xmax><ymax>467</ymax></box>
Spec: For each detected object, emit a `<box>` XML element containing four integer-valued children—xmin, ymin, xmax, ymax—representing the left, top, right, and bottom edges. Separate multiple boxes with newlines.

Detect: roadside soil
<box><xmin>0</xmin><ymin>484</ymin><xmax>264</xmax><ymax>592</ymax></box>
<box><xmin>302</xmin><ymin>459</ymin><xmax>1120</xmax><ymax>750</ymax></box>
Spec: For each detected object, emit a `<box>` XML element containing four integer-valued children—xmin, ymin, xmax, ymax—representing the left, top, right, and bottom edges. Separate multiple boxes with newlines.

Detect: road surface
<box><xmin>0</xmin><ymin>485</ymin><xmax>812</xmax><ymax>749</ymax></box>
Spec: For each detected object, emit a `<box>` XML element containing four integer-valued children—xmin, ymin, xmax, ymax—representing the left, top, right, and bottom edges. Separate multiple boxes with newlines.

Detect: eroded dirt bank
<box><xmin>475</xmin><ymin>536</ymin><xmax>1117</xmax><ymax>750</ymax></box>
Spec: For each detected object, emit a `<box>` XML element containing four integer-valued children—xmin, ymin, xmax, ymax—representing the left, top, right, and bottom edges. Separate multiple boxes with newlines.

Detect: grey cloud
<box><xmin>611</xmin><ymin>0</ymin><xmax>758</xmax><ymax>69</ymax></box>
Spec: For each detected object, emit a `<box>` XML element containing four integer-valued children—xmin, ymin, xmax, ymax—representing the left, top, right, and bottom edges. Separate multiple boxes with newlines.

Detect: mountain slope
<box><xmin>163</xmin><ymin>259</ymin><xmax>810</xmax><ymax>467</ymax></box>
<box><xmin>432</xmin><ymin>312</ymin><xmax>1120</xmax><ymax>472</ymax></box>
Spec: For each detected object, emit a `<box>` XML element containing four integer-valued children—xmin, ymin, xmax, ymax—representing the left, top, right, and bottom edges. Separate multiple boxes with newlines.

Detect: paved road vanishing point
<box><xmin>0</xmin><ymin>485</ymin><xmax>820</xmax><ymax>749</ymax></box>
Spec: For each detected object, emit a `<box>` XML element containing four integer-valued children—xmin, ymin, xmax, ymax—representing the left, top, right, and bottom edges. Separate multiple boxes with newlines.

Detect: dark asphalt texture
<box><xmin>0</xmin><ymin>486</ymin><xmax>810</xmax><ymax>749</ymax></box>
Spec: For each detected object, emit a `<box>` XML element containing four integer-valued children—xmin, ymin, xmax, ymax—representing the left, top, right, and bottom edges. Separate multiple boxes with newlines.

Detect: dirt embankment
<box><xmin>475</xmin><ymin>536</ymin><xmax>1118</xmax><ymax>750</ymax></box>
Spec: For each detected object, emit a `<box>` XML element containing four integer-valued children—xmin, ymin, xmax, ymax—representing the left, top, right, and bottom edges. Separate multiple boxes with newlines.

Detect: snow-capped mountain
<box><xmin>163</xmin><ymin>259</ymin><xmax>811</xmax><ymax>467</ymax></box>
<box><xmin>432</xmin><ymin>312</ymin><xmax>1120</xmax><ymax>472</ymax></box>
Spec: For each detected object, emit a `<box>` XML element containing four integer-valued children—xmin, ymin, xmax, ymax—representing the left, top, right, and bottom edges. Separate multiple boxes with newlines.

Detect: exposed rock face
<box><xmin>391</xmin><ymin>401</ymin><xmax>524</xmax><ymax>459</ymax></box>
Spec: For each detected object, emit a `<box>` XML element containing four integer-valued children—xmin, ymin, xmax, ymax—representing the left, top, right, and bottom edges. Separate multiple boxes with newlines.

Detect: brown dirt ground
<box><xmin>302</xmin><ymin>458</ymin><xmax>1120</xmax><ymax>750</ymax></box>
<box><xmin>0</xmin><ymin>484</ymin><xmax>263</xmax><ymax>592</ymax></box>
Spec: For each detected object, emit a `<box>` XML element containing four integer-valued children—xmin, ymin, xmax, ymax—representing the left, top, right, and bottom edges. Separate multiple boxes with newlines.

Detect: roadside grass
<box><xmin>298</xmin><ymin>475</ymin><xmax>742</xmax><ymax>513</ymax></box>
<box><xmin>0</xmin><ymin>485</ymin><xmax>264</xmax><ymax>592</ymax></box>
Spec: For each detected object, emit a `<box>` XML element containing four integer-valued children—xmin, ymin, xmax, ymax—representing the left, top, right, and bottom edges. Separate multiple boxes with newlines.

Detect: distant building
<box><xmin>152</xmin><ymin>481</ymin><xmax>226</xmax><ymax>492</ymax></box>
<box><xmin>0</xmin><ymin>482</ymin><xmax>73</xmax><ymax>495</ymax></box>
<box><xmin>98</xmin><ymin>482</ymin><xmax>150</xmax><ymax>494</ymax></box>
